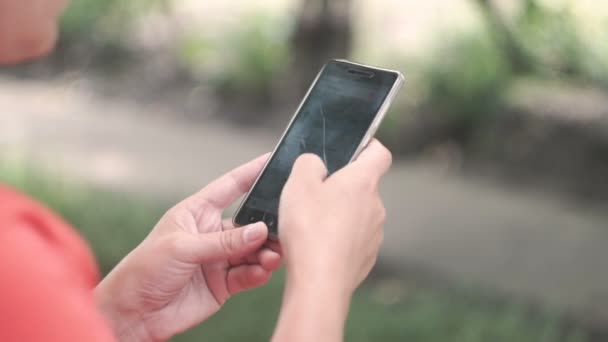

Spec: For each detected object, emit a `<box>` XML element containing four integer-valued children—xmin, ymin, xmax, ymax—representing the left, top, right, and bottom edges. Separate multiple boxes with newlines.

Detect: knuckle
<box><xmin>377</xmin><ymin>203</ymin><xmax>387</xmax><ymax>226</ymax></box>
<box><xmin>378</xmin><ymin>228</ymin><xmax>385</xmax><ymax>246</ymax></box>
<box><xmin>373</xmin><ymin>139</ymin><xmax>389</xmax><ymax>153</ymax></box>
<box><xmin>379</xmin><ymin>204</ymin><xmax>387</xmax><ymax>221</ymax></box>
<box><xmin>371</xmin><ymin>253</ymin><xmax>379</xmax><ymax>269</ymax></box>
<box><xmin>379</xmin><ymin>142</ymin><xmax>393</xmax><ymax>161</ymax></box>
<box><xmin>235</xmin><ymin>272</ymin><xmax>249</xmax><ymax>291</ymax></box>
<box><xmin>162</xmin><ymin>233</ymin><xmax>184</xmax><ymax>256</ymax></box>
<box><xmin>371</xmin><ymin>249</ymin><xmax>379</xmax><ymax>263</ymax></box>
<box><xmin>162</xmin><ymin>205</ymin><xmax>180</xmax><ymax>220</ymax></box>
<box><xmin>385</xmin><ymin>149</ymin><xmax>393</xmax><ymax>167</ymax></box>
<box><xmin>220</xmin><ymin>230</ymin><xmax>237</xmax><ymax>254</ymax></box>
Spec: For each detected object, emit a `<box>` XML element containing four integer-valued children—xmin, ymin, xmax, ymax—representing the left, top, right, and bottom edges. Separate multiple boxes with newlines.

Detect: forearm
<box><xmin>272</xmin><ymin>275</ymin><xmax>352</xmax><ymax>342</ymax></box>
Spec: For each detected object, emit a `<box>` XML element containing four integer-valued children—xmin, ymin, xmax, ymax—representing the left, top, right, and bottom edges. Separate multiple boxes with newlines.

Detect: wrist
<box><xmin>272</xmin><ymin>272</ymin><xmax>353</xmax><ymax>342</ymax></box>
<box><xmin>95</xmin><ymin>280</ymin><xmax>153</xmax><ymax>342</ymax></box>
<box><xmin>284</xmin><ymin>275</ymin><xmax>353</xmax><ymax>315</ymax></box>
<box><xmin>285</xmin><ymin>255</ymin><xmax>356</xmax><ymax>299</ymax></box>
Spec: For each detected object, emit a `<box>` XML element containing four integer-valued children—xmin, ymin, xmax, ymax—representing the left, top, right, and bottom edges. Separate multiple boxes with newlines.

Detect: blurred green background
<box><xmin>2</xmin><ymin>0</ymin><xmax>608</xmax><ymax>341</ymax></box>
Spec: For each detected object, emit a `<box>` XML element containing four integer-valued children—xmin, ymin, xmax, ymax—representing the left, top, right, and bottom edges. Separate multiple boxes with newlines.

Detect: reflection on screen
<box><xmin>244</xmin><ymin>63</ymin><xmax>395</xmax><ymax>216</ymax></box>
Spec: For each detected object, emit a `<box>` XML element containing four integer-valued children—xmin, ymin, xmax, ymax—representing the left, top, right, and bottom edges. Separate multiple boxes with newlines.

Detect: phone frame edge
<box><xmin>349</xmin><ymin>61</ymin><xmax>405</xmax><ymax>161</ymax></box>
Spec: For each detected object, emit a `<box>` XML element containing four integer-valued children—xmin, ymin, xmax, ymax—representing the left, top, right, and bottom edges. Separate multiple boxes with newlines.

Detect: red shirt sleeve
<box><xmin>0</xmin><ymin>185</ymin><xmax>115</xmax><ymax>341</ymax></box>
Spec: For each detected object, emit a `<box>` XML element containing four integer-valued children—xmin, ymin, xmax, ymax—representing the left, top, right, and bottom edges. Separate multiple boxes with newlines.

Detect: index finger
<box><xmin>188</xmin><ymin>153</ymin><xmax>270</xmax><ymax>210</ymax></box>
<box><xmin>289</xmin><ymin>153</ymin><xmax>328</xmax><ymax>184</ymax></box>
<box><xmin>350</xmin><ymin>139</ymin><xmax>392</xmax><ymax>180</ymax></box>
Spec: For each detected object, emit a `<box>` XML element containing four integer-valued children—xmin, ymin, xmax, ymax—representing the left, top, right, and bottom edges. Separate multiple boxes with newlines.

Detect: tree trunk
<box><xmin>474</xmin><ymin>0</ymin><xmax>535</xmax><ymax>74</ymax></box>
<box><xmin>287</xmin><ymin>0</ymin><xmax>354</xmax><ymax>96</ymax></box>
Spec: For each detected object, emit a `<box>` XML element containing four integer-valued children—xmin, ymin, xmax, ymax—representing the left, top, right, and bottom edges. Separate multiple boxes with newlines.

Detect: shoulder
<box><xmin>0</xmin><ymin>184</ymin><xmax>114</xmax><ymax>341</ymax></box>
<box><xmin>0</xmin><ymin>184</ymin><xmax>99</xmax><ymax>287</ymax></box>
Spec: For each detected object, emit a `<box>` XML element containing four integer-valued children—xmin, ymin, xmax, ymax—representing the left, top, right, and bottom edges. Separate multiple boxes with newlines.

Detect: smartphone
<box><xmin>233</xmin><ymin>59</ymin><xmax>404</xmax><ymax>237</ymax></box>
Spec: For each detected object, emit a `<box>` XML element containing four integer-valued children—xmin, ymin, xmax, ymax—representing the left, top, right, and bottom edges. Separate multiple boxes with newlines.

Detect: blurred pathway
<box><xmin>2</xmin><ymin>76</ymin><xmax>608</xmax><ymax>321</ymax></box>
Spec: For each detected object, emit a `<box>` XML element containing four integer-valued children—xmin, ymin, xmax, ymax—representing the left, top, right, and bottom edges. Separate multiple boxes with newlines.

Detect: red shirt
<box><xmin>0</xmin><ymin>185</ymin><xmax>115</xmax><ymax>341</ymax></box>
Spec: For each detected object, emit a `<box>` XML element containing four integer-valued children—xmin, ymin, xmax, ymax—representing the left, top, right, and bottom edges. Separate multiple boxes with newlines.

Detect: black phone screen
<box><xmin>235</xmin><ymin>60</ymin><xmax>398</xmax><ymax>234</ymax></box>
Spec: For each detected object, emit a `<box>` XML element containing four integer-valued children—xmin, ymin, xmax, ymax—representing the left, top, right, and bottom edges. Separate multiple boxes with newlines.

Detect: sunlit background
<box><xmin>2</xmin><ymin>0</ymin><xmax>608</xmax><ymax>341</ymax></box>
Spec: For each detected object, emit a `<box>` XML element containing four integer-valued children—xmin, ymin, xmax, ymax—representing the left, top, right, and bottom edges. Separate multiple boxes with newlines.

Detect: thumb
<box><xmin>172</xmin><ymin>222</ymin><xmax>268</xmax><ymax>263</ymax></box>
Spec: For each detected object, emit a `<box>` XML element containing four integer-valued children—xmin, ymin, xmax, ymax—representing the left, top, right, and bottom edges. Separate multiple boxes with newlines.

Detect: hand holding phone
<box><xmin>271</xmin><ymin>140</ymin><xmax>391</xmax><ymax>342</ymax></box>
<box><xmin>279</xmin><ymin>139</ymin><xmax>391</xmax><ymax>291</ymax></box>
<box><xmin>234</xmin><ymin>60</ymin><xmax>403</xmax><ymax>236</ymax></box>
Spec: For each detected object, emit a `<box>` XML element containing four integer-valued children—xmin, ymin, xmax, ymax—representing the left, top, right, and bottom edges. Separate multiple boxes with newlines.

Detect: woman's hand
<box><xmin>280</xmin><ymin>139</ymin><xmax>391</xmax><ymax>294</ymax></box>
<box><xmin>95</xmin><ymin>154</ymin><xmax>281</xmax><ymax>342</ymax></box>
<box><xmin>273</xmin><ymin>140</ymin><xmax>392</xmax><ymax>342</ymax></box>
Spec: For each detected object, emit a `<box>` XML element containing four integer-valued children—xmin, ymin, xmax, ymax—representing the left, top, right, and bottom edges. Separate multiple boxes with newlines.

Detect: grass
<box><xmin>0</xmin><ymin>160</ymin><xmax>591</xmax><ymax>342</ymax></box>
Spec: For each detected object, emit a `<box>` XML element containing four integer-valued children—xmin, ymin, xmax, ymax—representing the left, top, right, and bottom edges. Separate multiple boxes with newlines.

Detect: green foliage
<box><xmin>421</xmin><ymin>31</ymin><xmax>510</xmax><ymax>138</ymax></box>
<box><xmin>59</xmin><ymin>0</ymin><xmax>160</xmax><ymax>51</ymax></box>
<box><xmin>60</xmin><ymin>0</ymin><xmax>119</xmax><ymax>39</ymax></box>
<box><xmin>390</xmin><ymin>1</ymin><xmax>608</xmax><ymax>149</ymax></box>
<box><xmin>179</xmin><ymin>276</ymin><xmax>589</xmax><ymax>342</ymax></box>
<box><xmin>0</xmin><ymin>160</ymin><xmax>591</xmax><ymax>342</ymax></box>
<box><xmin>345</xmin><ymin>289</ymin><xmax>588</xmax><ymax>342</ymax></box>
<box><xmin>178</xmin><ymin>13</ymin><xmax>291</xmax><ymax>96</ymax></box>
<box><xmin>578</xmin><ymin>22</ymin><xmax>608</xmax><ymax>87</ymax></box>
<box><xmin>481</xmin><ymin>1</ymin><xmax>608</xmax><ymax>85</ymax></box>
<box><xmin>512</xmin><ymin>3</ymin><xmax>585</xmax><ymax>77</ymax></box>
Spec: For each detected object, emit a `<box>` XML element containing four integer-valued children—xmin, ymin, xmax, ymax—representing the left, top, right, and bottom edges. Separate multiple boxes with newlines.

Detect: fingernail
<box><xmin>244</xmin><ymin>223</ymin><xmax>266</xmax><ymax>243</ymax></box>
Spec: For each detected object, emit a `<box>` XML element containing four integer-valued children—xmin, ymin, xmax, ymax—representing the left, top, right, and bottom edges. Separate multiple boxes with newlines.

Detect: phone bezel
<box><xmin>232</xmin><ymin>59</ymin><xmax>405</xmax><ymax>239</ymax></box>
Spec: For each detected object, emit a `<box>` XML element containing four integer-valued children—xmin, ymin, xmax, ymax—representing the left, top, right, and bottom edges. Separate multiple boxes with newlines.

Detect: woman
<box><xmin>0</xmin><ymin>1</ymin><xmax>392</xmax><ymax>341</ymax></box>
